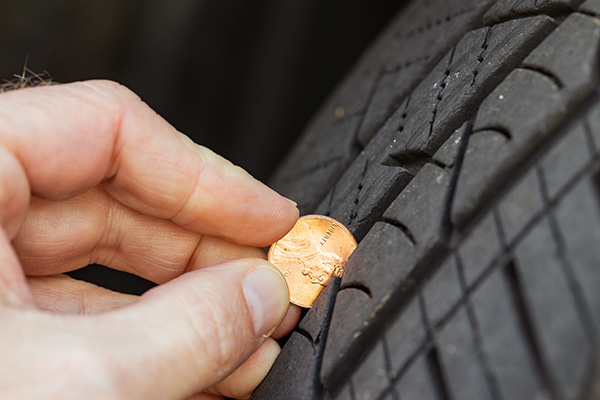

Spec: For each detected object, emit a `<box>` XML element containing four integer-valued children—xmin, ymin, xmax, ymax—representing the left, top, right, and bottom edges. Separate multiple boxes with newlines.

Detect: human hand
<box><xmin>0</xmin><ymin>80</ymin><xmax>300</xmax><ymax>399</ymax></box>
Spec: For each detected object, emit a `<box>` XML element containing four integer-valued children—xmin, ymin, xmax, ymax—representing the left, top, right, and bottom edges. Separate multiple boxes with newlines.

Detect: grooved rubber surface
<box><xmin>269</xmin><ymin>0</ymin><xmax>499</xmax><ymax>215</ymax></box>
<box><xmin>254</xmin><ymin>1</ymin><xmax>600</xmax><ymax>399</ymax></box>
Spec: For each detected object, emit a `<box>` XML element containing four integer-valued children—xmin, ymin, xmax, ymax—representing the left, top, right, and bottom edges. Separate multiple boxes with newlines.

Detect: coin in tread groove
<box><xmin>268</xmin><ymin>215</ymin><xmax>357</xmax><ymax>308</ymax></box>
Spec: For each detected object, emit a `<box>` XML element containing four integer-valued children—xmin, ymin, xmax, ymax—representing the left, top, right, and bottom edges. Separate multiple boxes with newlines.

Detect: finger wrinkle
<box><xmin>168</xmin><ymin>148</ymin><xmax>208</xmax><ymax>228</ymax></box>
<box><xmin>90</xmin><ymin>191</ymin><xmax>118</xmax><ymax>265</ymax></box>
<box><xmin>0</xmin><ymin>83</ymin><xmax>121</xmax><ymax>199</ymax></box>
<box><xmin>0</xmin><ymin>145</ymin><xmax>30</xmax><ymax>238</ymax></box>
<box><xmin>105</xmin><ymin>97</ymin><xmax>126</xmax><ymax>183</ymax></box>
<box><xmin>104</xmin><ymin>102</ymin><xmax>205</xmax><ymax>222</ymax></box>
<box><xmin>182</xmin><ymin>234</ymin><xmax>204</xmax><ymax>275</ymax></box>
<box><xmin>168</xmin><ymin>277</ymin><xmax>250</xmax><ymax>383</ymax></box>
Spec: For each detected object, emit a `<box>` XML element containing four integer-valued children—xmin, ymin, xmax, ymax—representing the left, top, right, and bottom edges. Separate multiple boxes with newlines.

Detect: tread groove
<box><xmin>537</xmin><ymin>164</ymin><xmax>600</xmax><ymax>399</ymax></box>
<box><xmin>502</xmin><ymin>258</ymin><xmax>560</xmax><ymax>399</ymax></box>
<box><xmin>519</xmin><ymin>64</ymin><xmax>564</xmax><ymax>89</ymax></box>
<box><xmin>583</xmin><ymin>117</ymin><xmax>598</xmax><ymax>158</ymax></box>
<box><xmin>395</xmin><ymin>93</ymin><xmax>411</xmax><ymax>135</ymax></box>
<box><xmin>314</xmin><ymin>277</ymin><xmax>342</xmax><ymax>399</ymax></box>
<box><xmin>427</xmin><ymin>347</ymin><xmax>452</xmax><ymax>400</ymax></box>
<box><xmin>354</xmin><ymin>70</ymin><xmax>386</xmax><ymax>149</ymax></box>
<box><xmin>579</xmin><ymin>8</ymin><xmax>600</xmax><ymax>18</ymax></box>
<box><xmin>348</xmin><ymin>380</ymin><xmax>357</xmax><ymax>400</ymax></box>
<box><xmin>454</xmin><ymin>90</ymin><xmax>600</xmax><ymax>236</ymax></box>
<box><xmin>472</xmin><ymin>27</ymin><xmax>492</xmax><ymax>86</ymax></box>
<box><xmin>381</xmin><ymin>337</ymin><xmax>401</xmax><ymax>400</ymax></box>
<box><xmin>382</xmin><ymin>149</ymin><xmax>432</xmax><ymax>175</ymax></box>
<box><xmin>418</xmin><ymin>291</ymin><xmax>453</xmax><ymax>400</ymax></box>
<box><xmin>454</xmin><ymin>252</ymin><xmax>503</xmax><ymax>400</ymax></box>
<box><xmin>428</xmin><ymin>46</ymin><xmax>457</xmax><ymax>138</ymax></box>
<box><xmin>382</xmin><ymin>218</ymin><xmax>418</xmax><ymax>246</ymax></box>
<box><xmin>441</xmin><ymin>121</ymin><xmax>474</xmax><ymax>239</ymax></box>
<box><xmin>536</xmin><ymin>166</ymin><xmax>598</xmax><ymax>342</ymax></box>
<box><xmin>472</xmin><ymin>126</ymin><xmax>512</xmax><ymax>140</ymax></box>
<box><xmin>339</xmin><ymin>284</ymin><xmax>372</xmax><ymax>299</ymax></box>
<box><xmin>263</xmin><ymin>5</ymin><xmax>600</xmax><ymax>399</ymax></box>
<box><xmin>348</xmin><ymin>160</ymin><xmax>370</xmax><ymax>224</ymax></box>
<box><xmin>296</xmin><ymin>327</ymin><xmax>317</xmax><ymax>353</ymax></box>
<box><xmin>484</xmin><ymin>3</ymin><xmax>574</xmax><ymax>25</ymax></box>
<box><xmin>594</xmin><ymin>164</ymin><xmax>600</xmax><ymax>204</ymax></box>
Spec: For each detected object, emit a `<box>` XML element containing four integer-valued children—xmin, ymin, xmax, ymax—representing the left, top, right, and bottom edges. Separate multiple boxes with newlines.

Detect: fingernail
<box><xmin>284</xmin><ymin>197</ymin><xmax>297</xmax><ymax>207</ymax></box>
<box><xmin>243</xmin><ymin>266</ymin><xmax>289</xmax><ymax>336</ymax></box>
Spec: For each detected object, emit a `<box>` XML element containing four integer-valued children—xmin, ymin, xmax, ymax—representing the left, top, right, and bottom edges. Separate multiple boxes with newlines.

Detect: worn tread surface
<box><xmin>254</xmin><ymin>1</ymin><xmax>600</xmax><ymax>399</ymax></box>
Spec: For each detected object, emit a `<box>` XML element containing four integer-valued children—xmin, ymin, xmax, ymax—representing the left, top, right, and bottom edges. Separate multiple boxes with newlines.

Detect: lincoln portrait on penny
<box><xmin>272</xmin><ymin>220</ymin><xmax>346</xmax><ymax>287</ymax></box>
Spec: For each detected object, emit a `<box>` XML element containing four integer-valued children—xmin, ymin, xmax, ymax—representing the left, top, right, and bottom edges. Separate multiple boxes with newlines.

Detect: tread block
<box><xmin>356</xmin><ymin>0</ymin><xmax>499</xmax><ymax>145</ymax></box>
<box><xmin>358</xmin><ymin>0</ymin><xmax>497</xmax><ymax>147</ymax></box>
<box><xmin>331</xmin><ymin>384</ymin><xmax>353</xmax><ymax>400</ymax></box>
<box><xmin>497</xmin><ymin>168</ymin><xmax>545</xmax><ymax>244</ymax></box>
<box><xmin>588</xmin><ymin>100</ymin><xmax>600</xmax><ymax>151</ymax></box>
<box><xmin>357</xmin><ymin>72</ymin><xmax>413</xmax><ymax>147</ymax></box>
<box><xmin>588</xmin><ymin>101</ymin><xmax>600</xmax><ymax>151</ymax></box>
<box><xmin>540</xmin><ymin>122</ymin><xmax>592</xmax><ymax>199</ymax></box>
<box><xmin>395</xmin><ymin>352</ymin><xmax>444</xmax><ymax>400</ymax></box>
<box><xmin>314</xmin><ymin>44</ymin><xmax>457</xmax><ymax>235</ymax></box>
<box><xmin>581</xmin><ymin>0</ymin><xmax>600</xmax><ymax>15</ymax></box>
<box><xmin>270</xmin><ymin>115</ymin><xmax>361</xmax><ymax>214</ymax></box>
<box><xmin>265</xmin><ymin>7</ymin><xmax>600</xmax><ymax>400</ymax></box>
<box><xmin>513</xmin><ymin>217</ymin><xmax>591</xmax><ymax>399</ymax></box>
<box><xmin>321</xmin><ymin>288</ymin><xmax>372</xmax><ymax>390</ymax></box>
<box><xmin>385</xmin><ymin>296</ymin><xmax>427</xmax><ymax>374</ymax></box>
<box><xmin>340</xmin><ymin>222</ymin><xmax>417</xmax><ymax>300</ymax></box>
<box><xmin>298</xmin><ymin>278</ymin><xmax>339</xmax><ymax>344</ymax></box>
<box><xmin>351</xmin><ymin>341</ymin><xmax>392</xmax><ymax>400</ymax></box>
<box><xmin>523</xmin><ymin>14</ymin><xmax>599</xmax><ymax>91</ymax></box>
<box><xmin>435</xmin><ymin>307</ymin><xmax>495</xmax><ymax>400</ymax></box>
<box><xmin>314</xmin><ymin>149</ymin><xmax>414</xmax><ymax>241</ymax></box>
<box><xmin>452</xmin><ymin>13</ymin><xmax>600</xmax><ymax>227</ymax></box>
<box><xmin>555</xmin><ymin>176</ymin><xmax>600</xmax><ymax>332</ymax></box>
<box><xmin>321</xmin><ymin>222</ymin><xmax>420</xmax><ymax>389</ymax></box>
<box><xmin>432</xmin><ymin>125</ymin><xmax>467</xmax><ymax>168</ymax></box>
<box><xmin>385</xmin><ymin>16</ymin><xmax>554</xmax><ymax>157</ymax></box>
<box><xmin>456</xmin><ymin>213</ymin><xmax>503</xmax><ymax>287</ymax></box>
<box><xmin>375</xmin><ymin>46</ymin><xmax>457</xmax><ymax>157</ymax></box>
<box><xmin>270</xmin><ymin>0</ymin><xmax>497</xmax><ymax>215</ymax></box>
<box><xmin>397</xmin><ymin>16</ymin><xmax>554</xmax><ymax>156</ymax></box>
<box><xmin>377</xmin><ymin>0</ymin><xmax>495</xmax><ymax>72</ymax></box>
<box><xmin>250</xmin><ymin>332</ymin><xmax>318</xmax><ymax>399</ymax></box>
<box><xmin>484</xmin><ymin>0</ymin><xmax>582</xmax><ymax>24</ymax></box>
<box><xmin>317</xmin><ymin>16</ymin><xmax>555</xmax><ymax>239</ymax></box>
<box><xmin>431</xmin><ymin>17</ymin><xmax>555</xmax><ymax>151</ymax></box>
<box><xmin>422</xmin><ymin>256</ymin><xmax>463</xmax><ymax>326</ymax></box>
<box><xmin>321</xmin><ymin>163</ymin><xmax>454</xmax><ymax>388</ymax></box>
<box><xmin>382</xmin><ymin>163</ymin><xmax>451</xmax><ymax>260</ymax></box>
<box><xmin>471</xmin><ymin>268</ymin><xmax>546</xmax><ymax>399</ymax></box>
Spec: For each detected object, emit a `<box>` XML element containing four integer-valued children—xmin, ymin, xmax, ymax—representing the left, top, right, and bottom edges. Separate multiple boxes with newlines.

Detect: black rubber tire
<box><xmin>251</xmin><ymin>0</ymin><xmax>600</xmax><ymax>399</ymax></box>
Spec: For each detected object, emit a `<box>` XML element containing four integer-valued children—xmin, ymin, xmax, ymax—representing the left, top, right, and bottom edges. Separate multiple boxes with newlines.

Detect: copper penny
<box><xmin>268</xmin><ymin>215</ymin><xmax>357</xmax><ymax>308</ymax></box>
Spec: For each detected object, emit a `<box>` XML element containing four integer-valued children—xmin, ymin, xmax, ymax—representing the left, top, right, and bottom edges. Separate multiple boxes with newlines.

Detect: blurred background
<box><xmin>0</xmin><ymin>0</ymin><xmax>403</xmax><ymax>293</ymax></box>
<box><xmin>0</xmin><ymin>0</ymin><xmax>402</xmax><ymax>181</ymax></box>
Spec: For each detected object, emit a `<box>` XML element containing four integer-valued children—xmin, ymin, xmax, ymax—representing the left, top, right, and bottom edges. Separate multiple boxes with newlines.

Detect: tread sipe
<box><xmin>254</xmin><ymin>1</ymin><xmax>600</xmax><ymax>399</ymax></box>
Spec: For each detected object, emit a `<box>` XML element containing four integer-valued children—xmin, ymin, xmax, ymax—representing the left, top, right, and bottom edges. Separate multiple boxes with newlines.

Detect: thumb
<box><xmin>98</xmin><ymin>259</ymin><xmax>289</xmax><ymax>399</ymax></box>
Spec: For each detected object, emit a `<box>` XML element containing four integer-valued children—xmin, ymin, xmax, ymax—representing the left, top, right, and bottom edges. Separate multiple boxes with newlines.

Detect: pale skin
<box><xmin>0</xmin><ymin>80</ymin><xmax>302</xmax><ymax>399</ymax></box>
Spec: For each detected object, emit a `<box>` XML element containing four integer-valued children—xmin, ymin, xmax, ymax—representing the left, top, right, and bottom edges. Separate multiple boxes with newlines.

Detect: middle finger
<box><xmin>14</xmin><ymin>187</ymin><xmax>265</xmax><ymax>283</ymax></box>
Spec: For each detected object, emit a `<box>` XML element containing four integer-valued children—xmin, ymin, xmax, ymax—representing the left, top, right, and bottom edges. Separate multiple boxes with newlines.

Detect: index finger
<box><xmin>0</xmin><ymin>80</ymin><xmax>298</xmax><ymax>246</ymax></box>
